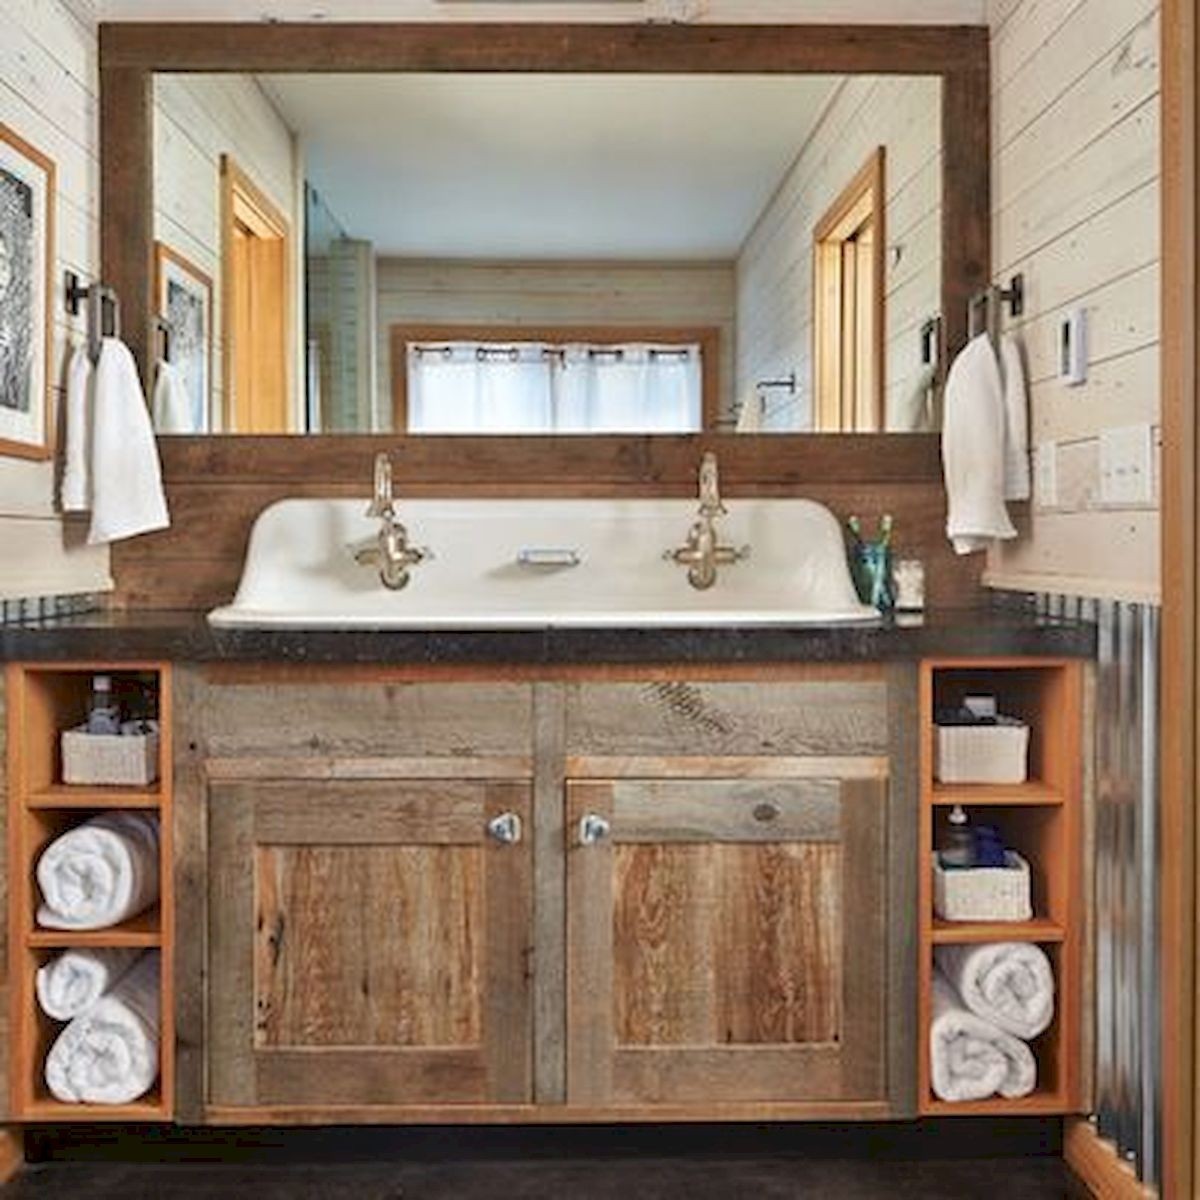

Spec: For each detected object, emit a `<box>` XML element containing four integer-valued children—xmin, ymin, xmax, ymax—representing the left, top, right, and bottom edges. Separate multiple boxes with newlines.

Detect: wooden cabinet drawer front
<box><xmin>566</xmin><ymin>774</ymin><xmax>886</xmax><ymax>1107</ymax></box>
<box><xmin>199</xmin><ymin>682</ymin><xmax>534</xmax><ymax>760</ymax></box>
<box><xmin>208</xmin><ymin>779</ymin><xmax>532</xmax><ymax>1109</ymax></box>
<box><xmin>564</xmin><ymin>679</ymin><xmax>888</xmax><ymax>759</ymax></box>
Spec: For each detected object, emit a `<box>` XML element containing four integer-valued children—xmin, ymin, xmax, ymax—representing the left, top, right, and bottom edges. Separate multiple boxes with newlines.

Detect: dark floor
<box><xmin>6</xmin><ymin>1122</ymin><xmax>1089</xmax><ymax>1199</ymax></box>
<box><xmin>0</xmin><ymin>1157</ymin><xmax>1086</xmax><ymax>1199</ymax></box>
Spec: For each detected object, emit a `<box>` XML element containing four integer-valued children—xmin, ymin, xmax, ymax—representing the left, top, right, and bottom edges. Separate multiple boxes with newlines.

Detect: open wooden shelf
<box><xmin>5</xmin><ymin>662</ymin><xmax>174</xmax><ymax>1124</ymax></box>
<box><xmin>20</xmin><ymin>1085</ymin><xmax>170</xmax><ymax>1124</ymax></box>
<box><xmin>918</xmin><ymin>658</ymin><xmax>1084</xmax><ymax>1118</ymax></box>
<box><xmin>27</xmin><ymin>906</ymin><xmax>163</xmax><ymax>949</ymax></box>
<box><xmin>27</xmin><ymin>783</ymin><xmax>163</xmax><ymax>810</ymax></box>
<box><xmin>931</xmin><ymin>781</ymin><xmax>1063</xmax><ymax>807</ymax></box>
<box><xmin>930</xmin><ymin>918</ymin><xmax>1066</xmax><ymax>944</ymax></box>
<box><xmin>921</xmin><ymin>1088</ymin><xmax>1072</xmax><ymax>1118</ymax></box>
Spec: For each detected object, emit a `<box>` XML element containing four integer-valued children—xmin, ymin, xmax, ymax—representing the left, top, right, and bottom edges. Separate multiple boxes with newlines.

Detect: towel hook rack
<box><xmin>154</xmin><ymin>316</ymin><xmax>172</xmax><ymax>366</ymax></box>
<box><xmin>64</xmin><ymin>271</ymin><xmax>121</xmax><ymax>363</ymax></box>
<box><xmin>968</xmin><ymin>274</ymin><xmax>1025</xmax><ymax>343</ymax></box>
<box><xmin>920</xmin><ymin>315</ymin><xmax>943</xmax><ymax>369</ymax></box>
<box><xmin>65</xmin><ymin>272</ymin><xmax>121</xmax><ymax>364</ymax></box>
<box><xmin>756</xmin><ymin>371</ymin><xmax>798</xmax><ymax>396</ymax></box>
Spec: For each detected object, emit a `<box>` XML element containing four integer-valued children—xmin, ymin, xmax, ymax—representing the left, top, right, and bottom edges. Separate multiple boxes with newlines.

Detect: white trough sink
<box><xmin>207</xmin><ymin>497</ymin><xmax>879</xmax><ymax>630</ymax></box>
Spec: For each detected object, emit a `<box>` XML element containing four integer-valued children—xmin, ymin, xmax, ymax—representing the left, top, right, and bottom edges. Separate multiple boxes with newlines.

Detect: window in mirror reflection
<box><xmin>392</xmin><ymin>327</ymin><xmax>716</xmax><ymax>435</ymax></box>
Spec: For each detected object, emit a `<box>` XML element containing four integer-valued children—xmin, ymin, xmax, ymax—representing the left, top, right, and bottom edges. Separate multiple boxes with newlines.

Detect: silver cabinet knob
<box><xmin>579</xmin><ymin>813</ymin><xmax>611</xmax><ymax>846</ymax></box>
<box><xmin>487</xmin><ymin>812</ymin><xmax>523</xmax><ymax>845</ymax></box>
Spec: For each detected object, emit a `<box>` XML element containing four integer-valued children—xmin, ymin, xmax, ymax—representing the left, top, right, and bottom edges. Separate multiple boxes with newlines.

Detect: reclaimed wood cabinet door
<box><xmin>566</xmin><ymin>776</ymin><xmax>886</xmax><ymax>1107</ymax></box>
<box><xmin>208</xmin><ymin>779</ymin><xmax>533</xmax><ymax>1110</ymax></box>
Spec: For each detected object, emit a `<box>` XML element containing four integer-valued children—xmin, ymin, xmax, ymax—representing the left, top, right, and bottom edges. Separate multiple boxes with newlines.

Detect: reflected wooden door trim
<box><xmin>220</xmin><ymin>154</ymin><xmax>293</xmax><ymax>434</ymax></box>
<box><xmin>813</xmin><ymin>147</ymin><xmax>886</xmax><ymax>434</ymax></box>
<box><xmin>391</xmin><ymin>323</ymin><xmax>723</xmax><ymax>434</ymax></box>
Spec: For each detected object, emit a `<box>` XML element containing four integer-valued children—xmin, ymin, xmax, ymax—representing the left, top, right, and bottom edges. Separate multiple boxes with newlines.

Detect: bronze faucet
<box><xmin>665</xmin><ymin>452</ymin><xmax>749</xmax><ymax>590</ymax></box>
<box><xmin>354</xmin><ymin>452</ymin><xmax>431</xmax><ymax>590</ymax></box>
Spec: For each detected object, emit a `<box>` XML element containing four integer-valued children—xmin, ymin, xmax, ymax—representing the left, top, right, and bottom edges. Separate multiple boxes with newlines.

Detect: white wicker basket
<box><xmin>935</xmin><ymin>721</ymin><xmax>1030</xmax><ymax>785</ymax></box>
<box><xmin>61</xmin><ymin>726</ymin><xmax>159</xmax><ymax>787</ymax></box>
<box><xmin>933</xmin><ymin>850</ymin><xmax>1033</xmax><ymax>922</ymax></box>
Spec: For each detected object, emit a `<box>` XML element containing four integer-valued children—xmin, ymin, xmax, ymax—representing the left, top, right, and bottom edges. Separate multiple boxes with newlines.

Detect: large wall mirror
<box><xmin>148</xmin><ymin>69</ymin><xmax>947</xmax><ymax>437</ymax></box>
<box><xmin>100</xmin><ymin>23</ymin><xmax>988</xmax><ymax>451</ymax></box>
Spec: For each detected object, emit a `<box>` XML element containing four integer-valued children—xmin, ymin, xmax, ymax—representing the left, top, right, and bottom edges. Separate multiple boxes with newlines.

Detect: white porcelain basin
<box><xmin>207</xmin><ymin>497</ymin><xmax>878</xmax><ymax>629</ymax></box>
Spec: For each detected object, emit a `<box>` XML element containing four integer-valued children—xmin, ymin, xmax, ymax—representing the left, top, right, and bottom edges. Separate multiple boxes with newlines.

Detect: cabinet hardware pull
<box><xmin>579</xmin><ymin>813</ymin><xmax>611</xmax><ymax>846</ymax></box>
<box><xmin>487</xmin><ymin>812</ymin><xmax>523</xmax><ymax>845</ymax></box>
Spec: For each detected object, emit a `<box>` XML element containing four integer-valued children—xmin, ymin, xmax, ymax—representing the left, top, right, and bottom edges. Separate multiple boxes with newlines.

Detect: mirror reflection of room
<box><xmin>151</xmin><ymin>72</ymin><xmax>943</xmax><ymax>436</ymax></box>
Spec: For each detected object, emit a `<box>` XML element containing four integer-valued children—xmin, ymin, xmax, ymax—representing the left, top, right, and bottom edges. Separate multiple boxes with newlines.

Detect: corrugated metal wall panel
<box><xmin>1033</xmin><ymin>592</ymin><xmax>1160</xmax><ymax>1188</ymax></box>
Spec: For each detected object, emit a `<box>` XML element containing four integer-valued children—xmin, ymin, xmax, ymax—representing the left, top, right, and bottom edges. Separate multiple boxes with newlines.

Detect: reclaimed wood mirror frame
<box><xmin>97</xmin><ymin>22</ymin><xmax>988</xmax><ymax>485</ymax></box>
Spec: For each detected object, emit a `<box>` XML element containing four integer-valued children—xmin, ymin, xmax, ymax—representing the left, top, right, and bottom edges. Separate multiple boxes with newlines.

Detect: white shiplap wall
<box><xmin>375</xmin><ymin>259</ymin><xmax>737</xmax><ymax>431</ymax></box>
<box><xmin>734</xmin><ymin>76</ymin><xmax>942</xmax><ymax>432</ymax></box>
<box><xmin>99</xmin><ymin>2</ymin><xmax>987</xmax><ymax>24</ymax></box>
<box><xmin>985</xmin><ymin>0</ymin><xmax>1161</xmax><ymax>602</ymax></box>
<box><xmin>153</xmin><ymin>74</ymin><xmax>299</xmax><ymax>431</ymax></box>
<box><xmin>0</xmin><ymin>0</ymin><xmax>108</xmax><ymax>601</ymax></box>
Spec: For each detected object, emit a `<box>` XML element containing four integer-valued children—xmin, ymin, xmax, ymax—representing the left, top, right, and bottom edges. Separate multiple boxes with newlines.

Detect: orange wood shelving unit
<box><xmin>918</xmin><ymin>657</ymin><xmax>1084</xmax><ymax>1117</ymax></box>
<box><xmin>5</xmin><ymin>663</ymin><xmax>173</xmax><ymax>1122</ymax></box>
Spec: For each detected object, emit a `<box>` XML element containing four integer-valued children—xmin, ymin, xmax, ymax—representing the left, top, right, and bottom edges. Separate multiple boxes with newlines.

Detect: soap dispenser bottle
<box><xmin>86</xmin><ymin>674</ymin><xmax>121</xmax><ymax>736</ymax></box>
<box><xmin>940</xmin><ymin>804</ymin><xmax>975</xmax><ymax>869</ymax></box>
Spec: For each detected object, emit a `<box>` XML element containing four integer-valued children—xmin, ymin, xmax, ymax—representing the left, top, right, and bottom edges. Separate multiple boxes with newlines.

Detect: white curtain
<box><xmin>408</xmin><ymin>341</ymin><xmax>702</xmax><ymax>434</ymax></box>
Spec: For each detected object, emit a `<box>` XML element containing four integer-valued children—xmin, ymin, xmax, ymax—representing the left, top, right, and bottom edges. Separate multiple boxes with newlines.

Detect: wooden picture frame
<box><xmin>154</xmin><ymin>242</ymin><xmax>213</xmax><ymax>434</ymax></box>
<box><xmin>0</xmin><ymin>121</ymin><xmax>54</xmax><ymax>461</ymax></box>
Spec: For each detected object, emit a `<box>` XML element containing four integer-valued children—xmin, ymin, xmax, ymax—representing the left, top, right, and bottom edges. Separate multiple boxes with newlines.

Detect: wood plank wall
<box><xmin>737</xmin><ymin>75</ymin><xmax>942</xmax><ymax>433</ymax></box>
<box><xmin>0</xmin><ymin>0</ymin><xmax>109</xmax><ymax>601</ymax></box>
<box><xmin>153</xmin><ymin>74</ymin><xmax>299</xmax><ymax>431</ymax></box>
<box><xmin>108</xmin><ymin>434</ymin><xmax>984</xmax><ymax>613</ymax></box>
<box><xmin>984</xmin><ymin>0</ymin><xmax>1162</xmax><ymax>602</ymax></box>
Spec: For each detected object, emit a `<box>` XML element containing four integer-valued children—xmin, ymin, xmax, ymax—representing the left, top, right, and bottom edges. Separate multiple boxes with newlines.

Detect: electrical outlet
<box><xmin>1099</xmin><ymin>425</ymin><xmax>1154</xmax><ymax>506</ymax></box>
<box><xmin>1034</xmin><ymin>442</ymin><xmax>1058</xmax><ymax>510</ymax></box>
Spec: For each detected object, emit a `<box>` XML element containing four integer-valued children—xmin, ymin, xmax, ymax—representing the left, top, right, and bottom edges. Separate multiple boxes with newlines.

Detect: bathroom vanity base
<box><xmin>0</xmin><ymin>618</ymin><xmax>1091</xmax><ymax>1128</ymax></box>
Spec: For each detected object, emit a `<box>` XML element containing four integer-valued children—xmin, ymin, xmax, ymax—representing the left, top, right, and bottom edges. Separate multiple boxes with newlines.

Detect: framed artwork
<box><xmin>154</xmin><ymin>241</ymin><xmax>213</xmax><ymax>434</ymax></box>
<box><xmin>0</xmin><ymin>122</ymin><xmax>54</xmax><ymax>461</ymax></box>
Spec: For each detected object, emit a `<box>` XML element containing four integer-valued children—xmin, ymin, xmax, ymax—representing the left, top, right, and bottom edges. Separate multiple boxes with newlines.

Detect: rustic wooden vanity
<box><xmin>0</xmin><ymin>612</ymin><xmax>1092</xmax><ymax>1129</ymax></box>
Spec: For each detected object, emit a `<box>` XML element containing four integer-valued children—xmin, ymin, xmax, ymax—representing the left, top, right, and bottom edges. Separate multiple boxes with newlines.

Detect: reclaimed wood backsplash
<box><xmin>110</xmin><ymin>434</ymin><xmax>984</xmax><ymax>612</ymax></box>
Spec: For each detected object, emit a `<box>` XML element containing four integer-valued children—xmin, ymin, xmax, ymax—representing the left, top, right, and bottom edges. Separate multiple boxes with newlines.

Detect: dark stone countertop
<box><xmin>0</xmin><ymin>607</ymin><xmax>1096</xmax><ymax>665</ymax></box>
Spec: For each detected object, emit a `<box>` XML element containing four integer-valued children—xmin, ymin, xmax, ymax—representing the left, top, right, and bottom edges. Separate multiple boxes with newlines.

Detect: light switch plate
<box><xmin>1059</xmin><ymin>308</ymin><xmax>1088</xmax><ymax>386</ymax></box>
<box><xmin>1034</xmin><ymin>442</ymin><xmax>1058</xmax><ymax>509</ymax></box>
<box><xmin>1099</xmin><ymin>425</ymin><xmax>1154</xmax><ymax>506</ymax></box>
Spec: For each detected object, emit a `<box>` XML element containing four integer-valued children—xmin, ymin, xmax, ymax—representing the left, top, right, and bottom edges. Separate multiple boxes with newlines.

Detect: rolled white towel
<box><xmin>36</xmin><ymin>948</ymin><xmax>140</xmax><ymax>1021</ymax></box>
<box><xmin>936</xmin><ymin>942</ymin><xmax>1054</xmax><ymax>1040</ymax></box>
<box><xmin>45</xmin><ymin>952</ymin><xmax>160</xmax><ymax>1105</ymax></box>
<box><xmin>930</xmin><ymin>971</ymin><xmax>1036</xmax><ymax>1103</ymax></box>
<box><xmin>37</xmin><ymin>812</ymin><xmax>160</xmax><ymax>930</ymax></box>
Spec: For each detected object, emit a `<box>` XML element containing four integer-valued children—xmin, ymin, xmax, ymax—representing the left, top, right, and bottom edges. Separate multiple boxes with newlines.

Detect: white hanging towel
<box><xmin>941</xmin><ymin>333</ymin><xmax>1017</xmax><ymax>555</ymax></box>
<box><xmin>60</xmin><ymin>344</ymin><xmax>93</xmax><ymax>513</ymax></box>
<box><xmin>151</xmin><ymin>361</ymin><xmax>193</xmax><ymax>435</ymax></box>
<box><xmin>891</xmin><ymin>363</ymin><xmax>937</xmax><ymax>433</ymax></box>
<box><xmin>999</xmin><ymin>334</ymin><xmax>1031</xmax><ymax>501</ymax></box>
<box><xmin>735</xmin><ymin>392</ymin><xmax>764</xmax><ymax>433</ymax></box>
<box><xmin>87</xmin><ymin>338</ymin><xmax>170</xmax><ymax>545</ymax></box>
